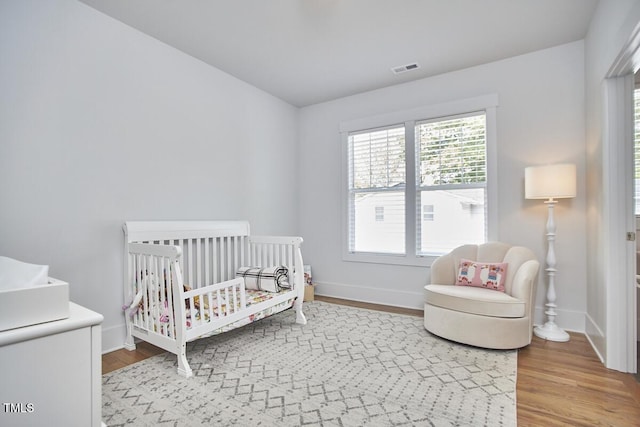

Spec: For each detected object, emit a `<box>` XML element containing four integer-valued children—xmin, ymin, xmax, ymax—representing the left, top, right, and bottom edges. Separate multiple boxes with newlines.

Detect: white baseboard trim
<box><xmin>532</xmin><ymin>306</ymin><xmax>585</xmax><ymax>333</ymax></box>
<box><xmin>102</xmin><ymin>324</ymin><xmax>126</xmax><ymax>354</ymax></box>
<box><xmin>314</xmin><ymin>281</ymin><xmax>424</xmax><ymax>310</ymax></box>
<box><xmin>316</xmin><ymin>281</ymin><xmax>589</xmax><ymax>333</ymax></box>
<box><xmin>585</xmin><ymin>313</ymin><xmax>606</xmax><ymax>365</ymax></box>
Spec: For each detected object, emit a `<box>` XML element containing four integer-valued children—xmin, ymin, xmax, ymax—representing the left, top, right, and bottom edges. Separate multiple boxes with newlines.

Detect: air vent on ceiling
<box><xmin>391</xmin><ymin>63</ymin><xmax>420</xmax><ymax>75</ymax></box>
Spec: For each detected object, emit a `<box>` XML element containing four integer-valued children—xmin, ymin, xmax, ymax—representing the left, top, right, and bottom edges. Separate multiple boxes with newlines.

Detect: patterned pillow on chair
<box><xmin>456</xmin><ymin>259</ymin><xmax>508</xmax><ymax>292</ymax></box>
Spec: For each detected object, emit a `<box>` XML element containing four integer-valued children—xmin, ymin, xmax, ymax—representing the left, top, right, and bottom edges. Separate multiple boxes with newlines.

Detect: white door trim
<box><xmin>602</xmin><ymin>75</ymin><xmax>636</xmax><ymax>373</ymax></box>
<box><xmin>602</xmin><ymin>20</ymin><xmax>640</xmax><ymax>372</ymax></box>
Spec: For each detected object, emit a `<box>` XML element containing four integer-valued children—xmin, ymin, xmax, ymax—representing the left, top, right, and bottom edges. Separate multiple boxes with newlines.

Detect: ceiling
<box><xmin>79</xmin><ymin>0</ymin><xmax>599</xmax><ymax>107</ymax></box>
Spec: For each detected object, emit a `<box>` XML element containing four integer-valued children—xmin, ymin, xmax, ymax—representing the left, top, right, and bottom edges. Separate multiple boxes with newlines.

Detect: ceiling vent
<box><xmin>391</xmin><ymin>63</ymin><xmax>420</xmax><ymax>75</ymax></box>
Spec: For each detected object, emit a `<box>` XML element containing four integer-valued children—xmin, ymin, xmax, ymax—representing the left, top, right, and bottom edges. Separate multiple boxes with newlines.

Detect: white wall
<box><xmin>0</xmin><ymin>0</ymin><xmax>299</xmax><ymax>352</ymax></box>
<box><xmin>584</xmin><ymin>0</ymin><xmax>640</xmax><ymax>366</ymax></box>
<box><xmin>299</xmin><ymin>41</ymin><xmax>587</xmax><ymax>331</ymax></box>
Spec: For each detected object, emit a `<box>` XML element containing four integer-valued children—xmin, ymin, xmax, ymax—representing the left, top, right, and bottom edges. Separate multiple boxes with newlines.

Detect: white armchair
<box><xmin>424</xmin><ymin>242</ymin><xmax>540</xmax><ymax>349</ymax></box>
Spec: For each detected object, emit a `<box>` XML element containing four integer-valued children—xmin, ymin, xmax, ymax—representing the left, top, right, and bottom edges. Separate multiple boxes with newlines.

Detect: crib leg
<box><xmin>294</xmin><ymin>298</ymin><xmax>307</xmax><ymax>325</ymax></box>
<box><xmin>124</xmin><ymin>338</ymin><xmax>136</xmax><ymax>351</ymax></box>
<box><xmin>176</xmin><ymin>344</ymin><xmax>193</xmax><ymax>378</ymax></box>
<box><xmin>123</xmin><ymin>322</ymin><xmax>136</xmax><ymax>351</ymax></box>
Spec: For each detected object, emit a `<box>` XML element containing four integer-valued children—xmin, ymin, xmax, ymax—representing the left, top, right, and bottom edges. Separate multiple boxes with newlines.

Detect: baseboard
<box><xmin>585</xmin><ymin>313</ymin><xmax>606</xmax><ymax>365</ymax></box>
<box><xmin>317</xmin><ymin>280</ymin><xmax>588</xmax><ymax>333</ymax></box>
<box><xmin>533</xmin><ymin>305</ymin><xmax>585</xmax><ymax>333</ymax></box>
<box><xmin>102</xmin><ymin>323</ymin><xmax>126</xmax><ymax>354</ymax></box>
<box><xmin>314</xmin><ymin>281</ymin><xmax>424</xmax><ymax>310</ymax></box>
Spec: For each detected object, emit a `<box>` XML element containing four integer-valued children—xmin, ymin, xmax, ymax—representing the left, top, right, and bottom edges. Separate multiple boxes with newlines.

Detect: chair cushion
<box><xmin>424</xmin><ymin>284</ymin><xmax>525</xmax><ymax>318</ymax></box>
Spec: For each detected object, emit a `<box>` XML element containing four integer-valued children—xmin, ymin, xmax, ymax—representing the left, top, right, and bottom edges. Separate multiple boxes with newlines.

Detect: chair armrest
<box><xmin>509</xmin><ymin>259</ymin><xmax>540</xmax><ymax>310</ymax></box>
<box><xmin>429</xmin><ymin>253</ymin><xmax>456</xmax><ymax>285</ymax></box>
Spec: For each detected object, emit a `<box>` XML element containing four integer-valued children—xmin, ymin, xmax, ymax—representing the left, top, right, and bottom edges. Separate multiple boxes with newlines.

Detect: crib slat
<box><xmin>196</xmin><ymin>238</ymin><xmax>202</xmax><ymax>288</ymax></box>
<box><xmin>186</xmin><ymin>239</ymin><xmax>192</xmax><ymax>288</ymax></box>
<box><xmin>174</xmin><ymin>240</ymin><xmax>180</xmax><ymax>281</ymax></box>
<box><xmin>231</xmin><ymin>285</ymin><xmax>238</xmax><ymax>314</ymax></box>
<box><xmin>140</xmin><ymin>254</ymin><xmax>147</xmax><ymax>331</ymax></box>
<box><xmin>165</xmin><ymin>257</ymin><xmax>175</xmax><ymax>338</ymax></box>
<box><xmin>232</xmin><ymin>236</ymin><xmax>237</xmax><ymax>276</ymax></box>
<box><xmin>188</xmin><ymin>295</ymin><xmax>195</xmax><ymax>327</ymax></box>
<box><xmin>150</xmin><ymin>255</ymin><xmax>157</xmax><ymax>335</ymax></box>
<box><xmin>237</xmin><ymin>236</ymin><xmax>242</xmax><ymax>273</ymax></box>
<box><xmin>138</xmin><ymin>254</ymin><xmax>144</xmax><ymax>329</ymax></box>
<box><xmin>154</xmin><ymin>256</ymin><xmax>162</xmax><ymax>335</ymax></box>
<box><xmin>216</xmin><ymin>290</ymin><xmax>223</xmax><ymax>318</ymax></box>
<box><xmin>207</xmin><ymin>291</ymin><xmax>213</xmax><ymax>322</ymax></box>
<box><xmin>133</xmin><ymin>253</ymin><xmax>141</xmax><ymax>328</ymax></box>
<box><xmin>212</xmin><ymin>238</ymin><xmax>218</xmax><ymax>284</ymax></box>
<box><xmin>204</xmin><ymin>238</ymin><xmax>210</xmax><ymax>286</ymax></box>
<box><xmin>221</xmin><ymin>238</ymin><xmax>227</xmax><ymax>282</ymax></box>
<box><xmin>226</xmin><ymin>237</ymin><xmax>232</xmax><ymax>281</ymax></box>
<box><xmin>240</xmin><ymin>280</ymin><xmax>247</xmax><ymax>309</ymax></box>
<box><xmin>142</xmin><ymin>254</ymin><xmax>151</xmax><ymax>332</ymax></box>
<box><xmin>153</xmin><ymin>255</ymin><xmax>160</xmax><ymax>337</ymax></box>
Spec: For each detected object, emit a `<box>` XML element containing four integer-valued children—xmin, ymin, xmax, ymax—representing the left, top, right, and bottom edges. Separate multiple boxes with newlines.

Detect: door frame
<box><xmin>604</xmin><ymin>24</ymin><xmax>640</xmax><ymax>373</ymax></box>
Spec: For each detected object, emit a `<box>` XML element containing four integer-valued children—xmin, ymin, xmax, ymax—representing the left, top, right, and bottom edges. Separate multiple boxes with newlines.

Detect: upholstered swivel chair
<box><xmin>424</xmin><ymin>242</ymin><xmax>540</xmax><ymax>349</ymax></box>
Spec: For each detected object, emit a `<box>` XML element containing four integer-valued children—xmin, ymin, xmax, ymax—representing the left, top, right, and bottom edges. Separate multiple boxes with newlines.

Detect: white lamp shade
<box><xmin>525</xmin><ymin>163</ymin><xmax>576</xmax><ymax>199</ymax></box>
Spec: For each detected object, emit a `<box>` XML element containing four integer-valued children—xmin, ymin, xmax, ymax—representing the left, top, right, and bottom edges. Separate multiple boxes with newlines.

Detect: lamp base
<box><xmin>533</xmin><ymin>322</ymin><xmax>570</xmax><ymax>342</ymax></box>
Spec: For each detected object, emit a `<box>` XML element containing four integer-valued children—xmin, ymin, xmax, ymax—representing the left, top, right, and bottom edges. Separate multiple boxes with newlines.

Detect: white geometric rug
<box><xmin>103</xmin><ymin>301</ymin><xmax>517</xmax><ymax>426</ymax></box>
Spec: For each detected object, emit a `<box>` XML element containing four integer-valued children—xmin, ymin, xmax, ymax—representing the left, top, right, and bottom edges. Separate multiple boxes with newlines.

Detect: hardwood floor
<box><xmin>103</xmin><ymin>296</ymin><xmax>640</xmax><ymax>426</ymax></box>
<box><xmin>102</xmin><ymin>340</ymin><xmax>165</xmax><ymax>375</ymax></box>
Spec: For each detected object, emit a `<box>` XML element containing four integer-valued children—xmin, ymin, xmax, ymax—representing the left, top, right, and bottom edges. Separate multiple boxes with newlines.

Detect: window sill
<box><xmin>343</xmin><ymin>251</ymin><xmax>436</xmax><ymax>267</ymax></box>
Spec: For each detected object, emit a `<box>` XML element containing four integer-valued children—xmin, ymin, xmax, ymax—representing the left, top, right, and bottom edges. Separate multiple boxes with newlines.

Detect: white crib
<box><xmin>122</xmin><ymin>221</ymin><xmax>307</xmax><ymax>377</ymax></box>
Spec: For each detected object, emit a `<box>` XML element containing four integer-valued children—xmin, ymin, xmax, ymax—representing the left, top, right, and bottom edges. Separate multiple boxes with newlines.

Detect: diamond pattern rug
<box><xmin>103</xmin><ymin>301</ymin><xmax>517</xmax><ymax>426</ymax></box>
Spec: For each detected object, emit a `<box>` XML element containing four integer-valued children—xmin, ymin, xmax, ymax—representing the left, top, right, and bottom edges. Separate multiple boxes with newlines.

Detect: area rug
<box><xmin>103</xmin><ymin>301</ymin><xmax>517</xmax><ymax>426</ymax></box>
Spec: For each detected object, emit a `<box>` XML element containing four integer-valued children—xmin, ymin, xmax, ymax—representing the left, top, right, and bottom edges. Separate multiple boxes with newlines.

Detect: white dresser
<box><xmin>0</xmin><ymin>303</ymin><xmax>103</xmax><ymax>427</ymax></box>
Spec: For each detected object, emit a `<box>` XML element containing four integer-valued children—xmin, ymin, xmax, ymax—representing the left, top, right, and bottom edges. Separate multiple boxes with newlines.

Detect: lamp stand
<box><xmin>533</xmin><ymin>199</ymin><xmax>570</xmax><ymax>342</ymax></box>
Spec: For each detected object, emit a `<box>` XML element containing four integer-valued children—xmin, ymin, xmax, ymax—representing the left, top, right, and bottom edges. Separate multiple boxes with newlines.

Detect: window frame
<box><xmin>340</xmin><ymin>95</ymin><xmax>499</xmax><ymax>267</ymax></box>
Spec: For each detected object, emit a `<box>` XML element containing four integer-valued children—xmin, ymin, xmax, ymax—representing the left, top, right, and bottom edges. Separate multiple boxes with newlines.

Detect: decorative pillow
<box><xmin>456</xmin><ymin>259</ymin><xmax>508</xmax><ymax>292</ymax></box>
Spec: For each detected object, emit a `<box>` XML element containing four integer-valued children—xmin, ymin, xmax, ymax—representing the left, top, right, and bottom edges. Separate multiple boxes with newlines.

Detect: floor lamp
<box><xmin>525</xmin><ymin>163</ymin><xmax>576</xmax><ymax>342</ymax></box>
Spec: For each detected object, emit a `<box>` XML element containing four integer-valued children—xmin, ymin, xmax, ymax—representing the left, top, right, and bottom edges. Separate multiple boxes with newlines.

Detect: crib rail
<box><xmin>182</xmin><ymin>277</ymin><xmax>247</xmax><ymax>329</ymax></box>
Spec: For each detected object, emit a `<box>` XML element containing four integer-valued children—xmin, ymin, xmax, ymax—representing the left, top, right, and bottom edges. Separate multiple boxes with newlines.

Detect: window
<box><xmin>422</xmin><ymin>204</ymin><xmax>434</xmax><ymax>221</ymax></box>
<box><xmin>341</xmin><ymin>95</ymin><xmax>497</xmax><ymax>266</ymax></box>
<box><xmin>347</xmin><ymin>126</ymin><xmax>405</xmax><ymax>254</ymax></box>
<box><xmin>416</xmin><ymin>113</ymin><xmax>487</xmax><ymax>255</ymax></box>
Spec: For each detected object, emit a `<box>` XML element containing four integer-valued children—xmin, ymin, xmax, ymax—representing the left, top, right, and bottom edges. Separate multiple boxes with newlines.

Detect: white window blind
<box><xmin>348</xmin><ymin>125</ymin><xmax>405</xmax><ymax>254</ymax></box>
<box><xmin>416</xmin><ymin>112</ymin><xmax>487</xmax><ymax>255</ymax></box>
